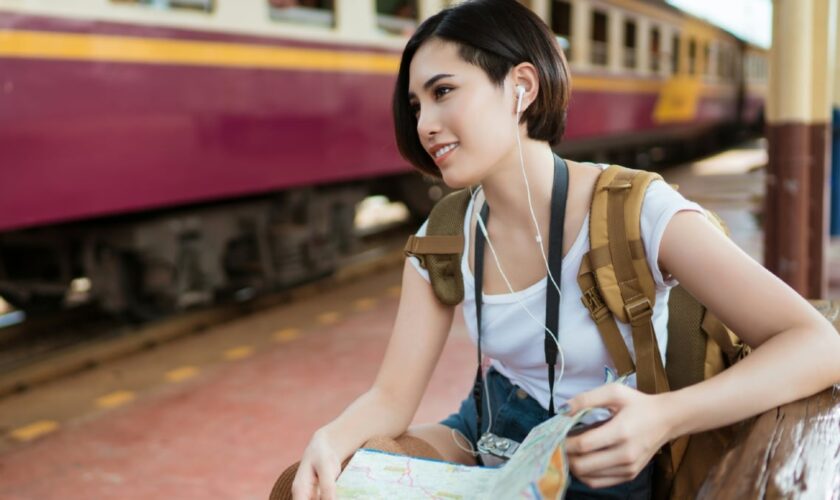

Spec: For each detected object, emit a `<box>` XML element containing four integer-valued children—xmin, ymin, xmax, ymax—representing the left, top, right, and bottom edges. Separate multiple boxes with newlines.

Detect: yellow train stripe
<box><xmin>273</xmin><ymin>328</ymin><xmax>301</xmax><ymax>343</ymax></box>
<box><xmin>0</xmin><ymin>30</ymin><xmax>742</xmax><ymax>99</ymax></box>
<box><xmin>224</xmin><ymin>345</ymin><xmax>254</xmax><ymax>360</ymax></box>
<box><xmin>166</xmin><ymin>366</ymin><xmax>199</xmax><ymax>382</ymax></box>
<box><xmin>96</xmin><ymin>390</ymin><xmax>136</xmax><ymax>409</ymax></box>
<box><xmin>9</xmin><ymin>420</ymin><xmax>59</xmax><ymax>441</ymax></box>
<box><xmin>573</xmin><ymin>75</ymin><xmax>664</xmax><ymax>94</ymax></box>
<box><xmin>0</xmin><ymin>30</ymin><xmax>400</xmax><ymax>74</ymax></box>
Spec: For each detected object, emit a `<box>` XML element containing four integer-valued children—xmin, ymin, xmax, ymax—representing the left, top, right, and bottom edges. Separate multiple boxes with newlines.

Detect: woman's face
<box><xmin>408</xmin><ymin>39</ymin><xmax>517</xmax><ymax>188</ymax></box>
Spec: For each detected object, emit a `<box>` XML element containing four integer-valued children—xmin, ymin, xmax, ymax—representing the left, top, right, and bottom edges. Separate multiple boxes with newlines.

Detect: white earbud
<box><xmin>515</xmin><ymin>85</ymin><xmax>526</xmax><ymax>115</ymax></box>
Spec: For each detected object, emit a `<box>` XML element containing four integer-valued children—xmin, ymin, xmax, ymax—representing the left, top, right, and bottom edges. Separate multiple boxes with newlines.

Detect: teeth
<box><xmin>435</xmin><ymin>143</ymin><xmax>458</xmax><ymax>158</ymax></box>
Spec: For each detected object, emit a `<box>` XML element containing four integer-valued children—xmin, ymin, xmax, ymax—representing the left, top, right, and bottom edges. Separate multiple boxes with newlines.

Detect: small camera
<box><xmin>477</xmin><ymin>432</ymin><xmax>520</xmax><ymax>466</ymax></box>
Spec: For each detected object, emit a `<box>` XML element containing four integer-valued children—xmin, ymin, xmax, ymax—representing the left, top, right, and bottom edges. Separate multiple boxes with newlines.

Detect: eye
<box><xmin>434</xmin><ymin>86</ymin><xmax>453</xmax><ymax>99</ymax></box>
<box><xmin>409</xmin><ymin>101</ymin><xmax>420</xmax><ymax>117</ymax></box>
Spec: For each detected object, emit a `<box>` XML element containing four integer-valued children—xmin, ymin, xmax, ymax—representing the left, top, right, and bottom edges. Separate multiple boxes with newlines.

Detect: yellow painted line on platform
<box><xmin>166</xmin><ymin>366</ymin><xmax>199</xmax><ymax>382</ymax></box>
<box><xmin>96</xmin><ymin>390</ymin><xmax>136</xmax><ymax>409</ymax></box>
<box><xmin>387</xmin><ymin>286</ymin><xmax>401</xmax><ymax>297</ymax></box>
<box><xmin>354</xmin><ymin>297</ymin><xmax>377</xmax><ymax>311</ymax></box>
<box><xmin>273</xmin><ymin>328</ymin><xmax>301</xmax><ymax>343</ymax></box>
<box><xmin>317</xmin><ymin>312</ymin><xmax>341</xmax><ymax>325</ymax></box>
<box><xmin>9</xmin><ymin>420</ymin><xmax>58</xmax><ymax>442</ymax></box>
<box><xmin>224</xmin><ymin>346</ymin><xmax>254</xmax><ymax>360</ymax></box>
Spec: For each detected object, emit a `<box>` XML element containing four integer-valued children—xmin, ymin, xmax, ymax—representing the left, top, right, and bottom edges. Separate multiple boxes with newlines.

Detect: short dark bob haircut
<box><xmin>393</xmin><ymin>0</ymin><xmax>571</xmax><ymax>178</ymax></box>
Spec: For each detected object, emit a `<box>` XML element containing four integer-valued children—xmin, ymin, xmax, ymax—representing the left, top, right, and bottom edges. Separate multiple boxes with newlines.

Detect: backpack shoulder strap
<box><xmin>588</xmin><ymin>165</ymin><xmax>661</xmax><ymax>321</ymax></box>
<box><xmin>579</xmin><ymin>165</ymin><xmax>669</xmax><ymax>394</ymax></box>
<box><xmin>403</xmin><ymin>189</ymin><xmax>471</xmax><ymax>306</ymax></box>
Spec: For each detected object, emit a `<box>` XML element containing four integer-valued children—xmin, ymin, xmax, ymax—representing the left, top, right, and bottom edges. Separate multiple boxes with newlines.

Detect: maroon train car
<box><xmin>0</xmin><ymin>0</ymin><xmax>765</xmax><ymax>317</ymax></box>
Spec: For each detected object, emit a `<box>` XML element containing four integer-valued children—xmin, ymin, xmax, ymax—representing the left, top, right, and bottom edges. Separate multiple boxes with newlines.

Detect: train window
<box><xmin>268</xmin><ymin>0</ymin><xmax>334</xmax><ymax>28</ymax></box>
<box><xmin>703</xmin><ymin>42</ymin><xmax>711</xmax><ymax>76</ymax></box>
<box><xmin>650</xmin><ymin>27</ymin><xmax>661</xmax><ymax>73</ymax></box>
<box><xmin>591</xmin><ymin>10</ymin><xmax>608</xmax><ymax>66</ymax></box>
<box><xmin>551</xmin><ymin>0</ymin><xmax>572</xmax><ymax>58</ymax></box>
<box><xmin>377</xmin><ymin>0</ymin><xmax>418</xmax><ymax>36</ymax></box>
<box><xmin>623</xmin><ymin>19</ymin><xmax>637</xmax><ymax>69</ymax></box>
<box><xmin>671</xmin><ymin>34</ymin><xmax>680</xmax><ymax>74</ymax></box>
<box><xmin>687</xmin><ymin>38</ymin><xmax>696</xmax><ymax>75</ymax></box>
<box><xmin>111</xmin><ymin>0</ymin><xmax>214</xmax><ymax>12</ymax></box>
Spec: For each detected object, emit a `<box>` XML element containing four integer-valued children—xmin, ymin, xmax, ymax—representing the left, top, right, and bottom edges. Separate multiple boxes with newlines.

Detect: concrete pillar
<box><xmin>571</xmin><ymin>0</ymin><xmax>591</xmax><ymax>70</ymax></box>
<box><xmin>607</xmin><ymin>7</ymin><xmax>623</xmax><ymax>73</ymax></box>
<box><xmin>766</xmin><ymin>0</ymin><xmax>836</xmax><ymax>298</ymax></box>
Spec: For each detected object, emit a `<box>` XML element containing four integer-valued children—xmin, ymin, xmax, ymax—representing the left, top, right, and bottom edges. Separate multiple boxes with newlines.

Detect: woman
<box><xmin>288</xmin><ymin>1</ymin><xmax>840</xmax><ymax>498</ymax></box>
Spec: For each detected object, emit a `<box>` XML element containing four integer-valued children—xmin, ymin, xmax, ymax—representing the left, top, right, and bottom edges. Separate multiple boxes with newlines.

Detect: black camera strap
<box><xmin>472</xmin><ymin>154</ymin><xmax>569</xmax><ymax>443</ymax></box>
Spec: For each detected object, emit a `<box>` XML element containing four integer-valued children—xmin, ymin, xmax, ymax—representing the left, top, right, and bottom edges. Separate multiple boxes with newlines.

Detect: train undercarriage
<box><xmin>0</xmin><ymin>173</ymin><xmax>440</xmax><ymax>319</ymax></box>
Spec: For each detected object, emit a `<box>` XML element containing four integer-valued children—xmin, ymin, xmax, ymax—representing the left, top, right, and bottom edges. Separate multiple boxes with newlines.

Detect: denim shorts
<box><xmin>440</xmin><ymin>367</ymin><xmax>653</xmax><ymax>500</ymax></box>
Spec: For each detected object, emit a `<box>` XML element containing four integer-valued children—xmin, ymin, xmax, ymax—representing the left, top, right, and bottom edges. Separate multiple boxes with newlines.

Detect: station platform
<box><xmin>2</xmin><ymin>143</ymin><xmax>839</xmax><ymax>499</ymax></box>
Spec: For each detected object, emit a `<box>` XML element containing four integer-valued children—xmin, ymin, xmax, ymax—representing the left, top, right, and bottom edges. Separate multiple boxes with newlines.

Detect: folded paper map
<box><xmin>335</xmin><ymin>409</ymin><xmax>595</xmax><ymax>499</ymax></box>
<box><xmin>336</xmin><ymin>370</ymin><xmax>627</xmax><ymax>499</ymax></box>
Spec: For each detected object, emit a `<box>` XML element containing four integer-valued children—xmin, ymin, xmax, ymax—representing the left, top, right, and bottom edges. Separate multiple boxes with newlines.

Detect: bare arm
<box><xmin>658</xmin><ymin>211</ymin><xmax>840</xmax><ymax>437</ymax></box>
<box><xmin>565</xmin><ymin>211</ymin><xmax>840</xmax><ymax>488</ymax></box>
<box><xmin>318</xmin><ymin>259</ymin><xmax>455</xmax><ymax>459</ymax></box>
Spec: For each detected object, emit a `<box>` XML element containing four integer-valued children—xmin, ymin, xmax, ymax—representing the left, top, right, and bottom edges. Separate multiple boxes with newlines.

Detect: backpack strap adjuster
<box><xmin>624</xmin><ymin>296</ymin><xmax>653</xmax><ymax>323</ymax></box>
<box><xmin>581</xmin><ymin>288</ymin><xmax>611</xmax><ymax>323</ymax></box>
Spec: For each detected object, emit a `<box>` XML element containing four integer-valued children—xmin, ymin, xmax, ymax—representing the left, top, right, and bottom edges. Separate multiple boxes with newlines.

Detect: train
<box><xmin>0</xmin><ymin>0</ymin><xmax>767</xmax><ymax>318</ymax></box>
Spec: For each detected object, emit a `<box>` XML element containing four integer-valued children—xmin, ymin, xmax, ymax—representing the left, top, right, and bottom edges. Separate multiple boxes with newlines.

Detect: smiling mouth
<box><xmin>433</xmin><ymin>143</ymin><xmax>459</xmax><ymax>161</ymax></box>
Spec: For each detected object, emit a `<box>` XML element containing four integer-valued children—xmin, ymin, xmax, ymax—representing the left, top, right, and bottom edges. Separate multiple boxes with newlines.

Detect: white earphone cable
<box><xmin>468</xmin><ymin>186</ymin><xmax>566</xmax><ymax>402</ymax></box>
<box><xmin>515</xmin><ymin>97</ymin><xmax>563</xmax><ymax>299</ymax></box>
<box><xmin>449</xmin><ymin>86</ymin><xmax>569</xmax><ymax>453</ymax></box>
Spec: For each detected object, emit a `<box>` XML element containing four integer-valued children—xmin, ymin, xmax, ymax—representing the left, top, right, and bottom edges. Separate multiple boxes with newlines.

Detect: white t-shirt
<box><xmin>408</xmin><ymin>173</ymin><xmax>704</xmax><ymax>410</ymax></box>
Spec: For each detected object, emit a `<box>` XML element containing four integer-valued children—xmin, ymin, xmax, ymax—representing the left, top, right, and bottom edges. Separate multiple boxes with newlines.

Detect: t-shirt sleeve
<box><xmin>407</xmin><ymin>219</ymin><xmax>432</xmax><ymax>283</ymax></box>
<box><xmin>639</xmin><ymin>180</ymin><xmax>705</xmax><ymax>288</ymax></box>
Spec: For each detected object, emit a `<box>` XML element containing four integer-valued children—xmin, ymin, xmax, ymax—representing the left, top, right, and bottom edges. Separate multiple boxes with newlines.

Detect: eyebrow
<box><xmin>408</xmin><ymin>73</ymin><xmax>454</xmax><ymax>99</ymax></box>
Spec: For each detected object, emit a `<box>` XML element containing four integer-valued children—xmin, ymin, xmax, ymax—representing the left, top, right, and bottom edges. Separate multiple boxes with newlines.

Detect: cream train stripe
<box><xmin>0</xmin><ymin>30</ymin><xmax>400</xmax><ymax>73</ymax></box>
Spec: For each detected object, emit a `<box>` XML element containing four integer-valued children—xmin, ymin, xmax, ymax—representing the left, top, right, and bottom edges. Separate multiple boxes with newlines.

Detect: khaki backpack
<box><xmin>403</xmin><ymin>164</ymin><xmax>750</xmax><ymax>498</ymax></box>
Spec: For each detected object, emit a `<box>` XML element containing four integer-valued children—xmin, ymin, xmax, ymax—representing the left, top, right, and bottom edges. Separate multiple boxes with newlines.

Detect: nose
<box><xmin>416</xmin><ymin>106</ymin><xmax>441</xmax><ymax>142</ymax></box>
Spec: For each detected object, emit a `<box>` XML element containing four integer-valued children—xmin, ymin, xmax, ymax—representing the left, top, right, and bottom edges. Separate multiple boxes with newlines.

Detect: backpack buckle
<box><xmin>624</xmin><ymin>297</ymin><xmax>652</xmax><ymax>323</ymax></box>
<box><xmin>581</xmin><ymin>288</ymin><xmax>610</xmax><ymax>323</ymax></box>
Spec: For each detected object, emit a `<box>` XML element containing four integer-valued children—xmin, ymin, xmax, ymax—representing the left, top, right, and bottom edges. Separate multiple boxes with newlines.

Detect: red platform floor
<box><xmin>2</xmin><ymin>144</ymin><xmax>840</xmax><ymax>499</ymax></box>
<box><xmin>0</xmin><ymin>268</ymin><xmax>475</xmax><ymax>499</ymax></box>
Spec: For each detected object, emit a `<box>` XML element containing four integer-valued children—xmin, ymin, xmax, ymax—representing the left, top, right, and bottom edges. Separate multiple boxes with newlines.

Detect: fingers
<box><xmin>316</xmin><ymin>460</ymin><xmax>341</xmax><ymax>500</ymax></box>
<box><xmin>569</xmin><ymin>446</ymin><xmax>647</xmax><ymax>489</ymax></box>
<box><xmin>573</xmin><ymin>474</ymin><xmax>639</xmax><ymax>490</ymax></box>
<box><xmin>567</xmin><ymin>441</ymin><xmax>636</xmax><ymax>476</ymax></box>
<box><xmin>565</xmin><ymin>417</ymin><xmax>630</xmax><ymax>455</ymax></box>
<box><xmin>291</xmin><ymin>458</ymin><xmax>340</xmax><ymax>500</ymax></box>
<box><xmin>566</xmin><ymin>383</ymin><xmax>632</xmax><ymax>416</ymax></box>
<box><xmin>291</xmin><ymin>461</ymin><xmax>316</xmax><ymax>500</ymax></box>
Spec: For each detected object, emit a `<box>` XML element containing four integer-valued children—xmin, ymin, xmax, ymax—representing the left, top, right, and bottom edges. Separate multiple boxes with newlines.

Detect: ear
<box><xmin>510</xmin><ymin>62</ymin><xmax>540</xmax><ymax>115</ymax></box>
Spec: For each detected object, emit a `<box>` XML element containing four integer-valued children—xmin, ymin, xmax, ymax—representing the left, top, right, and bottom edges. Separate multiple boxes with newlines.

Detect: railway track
<box><xmin>0</xmin><ymin>225</ymin><xmax>411</xmax><ymax>398</ymax></box>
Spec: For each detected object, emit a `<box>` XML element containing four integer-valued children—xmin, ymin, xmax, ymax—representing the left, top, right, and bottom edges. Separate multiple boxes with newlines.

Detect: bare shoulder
<box><xmin>565</xmin><ymin>159</ymin><xmax>601</xmax><ymax>209</ymax></box>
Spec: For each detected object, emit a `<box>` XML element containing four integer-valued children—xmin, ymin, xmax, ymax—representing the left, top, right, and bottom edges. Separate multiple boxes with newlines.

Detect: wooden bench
<box><xmin>699</xmin><ymin>300</ymin><xmax>840</xmax><ymax>498</ymax></box>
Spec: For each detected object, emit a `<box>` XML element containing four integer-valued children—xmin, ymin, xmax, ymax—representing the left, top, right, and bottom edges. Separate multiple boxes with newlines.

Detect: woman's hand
<box><xmin>291</xmin><ymin>429</ymin><xmax>344</xmax><ymax>500</ymax></box>
<box><xmin>563</xmin><ymin>383</ymin><xmax>675</xmax><ymax>489</ymax></box>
